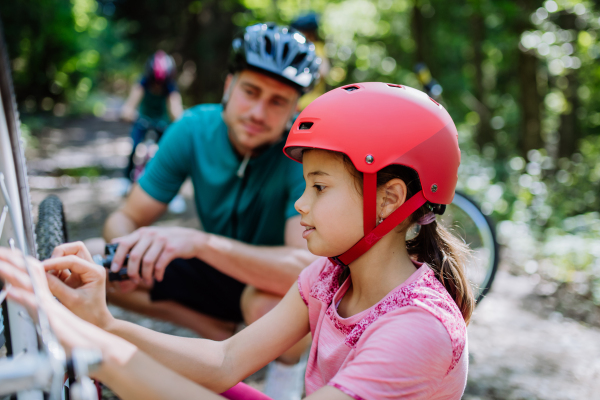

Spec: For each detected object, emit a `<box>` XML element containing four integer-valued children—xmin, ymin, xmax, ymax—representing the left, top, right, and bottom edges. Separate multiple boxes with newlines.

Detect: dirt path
<box><xmin>26</xmin><ymin>116</ymin><xmax>600</xmax><ymax>399</ymax></box>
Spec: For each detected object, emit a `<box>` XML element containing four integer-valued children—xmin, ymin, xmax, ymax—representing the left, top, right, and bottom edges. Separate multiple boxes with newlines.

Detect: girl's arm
<box><xmin>104</xmin><ymin>283</ymin><xmax>310</xmax><ymax>391</ymax></box>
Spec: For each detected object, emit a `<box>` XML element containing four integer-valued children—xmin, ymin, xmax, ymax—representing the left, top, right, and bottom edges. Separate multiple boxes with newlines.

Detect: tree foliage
<box><xmin>1</xmin><ymin>0</ymin><xmax>599</xmax><ymax>228</ymax></box>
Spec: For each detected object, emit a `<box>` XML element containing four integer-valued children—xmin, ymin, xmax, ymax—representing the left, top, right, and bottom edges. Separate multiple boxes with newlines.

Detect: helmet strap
<box><xmin>363</xmin><ymin>172</ymin><xmax>377</xmax><ymax>236</ymax></box>
<box><xmin>329</xmin><ymin>174</ymin><xmax>427</xmax><ymax>267</ymax></box>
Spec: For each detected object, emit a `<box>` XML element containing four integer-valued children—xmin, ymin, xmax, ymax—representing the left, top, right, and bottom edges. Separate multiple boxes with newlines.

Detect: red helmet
<box><xmin>284</xmin><ymin>82</ymin><xmax>460</xmax><ymax>266</ymax></box>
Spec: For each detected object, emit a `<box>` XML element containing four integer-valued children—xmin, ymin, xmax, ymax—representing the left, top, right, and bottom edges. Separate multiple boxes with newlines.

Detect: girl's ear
<box><xmin>379</xmin><ymin>178</ymin><xmax>408</xmax><ymax>218</ymax></box>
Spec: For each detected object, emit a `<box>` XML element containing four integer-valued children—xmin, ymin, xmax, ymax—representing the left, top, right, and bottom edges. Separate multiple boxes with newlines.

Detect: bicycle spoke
<box><xmin>0</xmin><ymin>282</ymin><xmax>9</xmax><ymax>303</ymax></box>
<box><xmin>0</xmin><ymin>173</ymin><xmax>25</xmax><ymax>253</ymax></box>
<box><xmin>0</xmin><ymin>205</ymin><xmax>7</xmax><ymax>238</ymax></box>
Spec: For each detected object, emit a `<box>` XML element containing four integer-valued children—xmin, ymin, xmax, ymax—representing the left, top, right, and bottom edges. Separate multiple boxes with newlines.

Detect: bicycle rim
<box><xmin>439</xmin><ymin>192</ymin><xmax>499</xmax><ymax>304</ymax></box>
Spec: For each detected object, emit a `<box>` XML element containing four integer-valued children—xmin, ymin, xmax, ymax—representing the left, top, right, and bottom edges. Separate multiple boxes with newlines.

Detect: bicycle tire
<box><xmin>439</xmin><ymin>191</ymin><xmax>499</xmax><ymax>304</ymax></box>
<box><xmin>35</xmin><ymin>195</ymin><xmax>68</xmax><ymax>261</ymax></box>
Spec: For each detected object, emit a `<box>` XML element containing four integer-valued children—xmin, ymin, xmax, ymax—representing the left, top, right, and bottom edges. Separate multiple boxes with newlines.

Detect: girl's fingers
<box><xmin>43</xmin><ymin>255</ymin><xmax>104</xmax><ymax>278</ymax></box>
<box><xmin>63</xmin><ymin>271</ymin><xmax>83</xmax><ymax>289</ymax></box>
<box><xmin>0</xmin><ymin>260</ymin><xmax>33</xmax><ymax>292</ymax></box>
<box><xmin>46</xmin><ymin>273</ymin><xmax>79</xmax><ymax>308</ymax></box>
<box><xmin>0</xmin><ymin>248</ymin><xmax>27</xmax><ymax>270</ymax></box>
<box><xmin>57</xmin><ymin>269</ymin><xmax>72</xmax><ymax>281</ymax></box>
<box><xmin>7</xmin><ymin>286</ymin><xmax>39</xmax><ymax>317</ymax></box>
<box><xmin>51</xmin><ymin>241</ymin><xmax>94</xmax><ymax>263</ymax></box>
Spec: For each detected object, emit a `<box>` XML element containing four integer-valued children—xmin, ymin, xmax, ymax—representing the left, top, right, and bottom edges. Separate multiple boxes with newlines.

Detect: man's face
<box><xmin>223</xmin><ymin>69</ymin><xmax>299</xmax><ymax>155</ymax></box>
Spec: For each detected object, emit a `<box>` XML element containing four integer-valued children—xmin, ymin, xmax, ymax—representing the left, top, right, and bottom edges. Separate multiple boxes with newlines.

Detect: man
<box><xmin>103</xmin><ymin>23</ymin><xmax>321</xmax><ymax>398</ymax></box>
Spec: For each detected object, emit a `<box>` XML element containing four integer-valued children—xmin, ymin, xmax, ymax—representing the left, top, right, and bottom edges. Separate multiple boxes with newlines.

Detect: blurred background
<box><xmin>1</xmin><ymin>0</ymin><xmax>600</xmax><ymax>398</ymax></box>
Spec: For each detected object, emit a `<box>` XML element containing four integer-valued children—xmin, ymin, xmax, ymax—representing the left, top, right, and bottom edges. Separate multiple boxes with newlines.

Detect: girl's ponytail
<box><xmin>406</xmin><ymin>221</ymin><xmax>475</xmax><ymax>324</ymax></box>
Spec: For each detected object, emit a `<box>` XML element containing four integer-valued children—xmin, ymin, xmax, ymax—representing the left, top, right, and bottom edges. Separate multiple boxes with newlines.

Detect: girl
<box><xmin>0</xmin><ymin>82</ymin><xmax>474</xmax><ymax>399</ymax></box>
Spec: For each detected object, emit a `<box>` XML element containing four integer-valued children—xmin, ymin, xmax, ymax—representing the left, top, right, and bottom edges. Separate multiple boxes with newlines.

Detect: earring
<box><xmin>378</xmin><ymin>197</ymin><xmax>387</xmax><ymax>225</ymax></box>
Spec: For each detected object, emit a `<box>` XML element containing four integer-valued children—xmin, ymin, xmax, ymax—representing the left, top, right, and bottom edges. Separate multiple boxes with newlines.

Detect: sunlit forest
<box><xmin>1</xmin><ymin>0</ymin><xmax>599</xmax><ymax>328</ymax></box>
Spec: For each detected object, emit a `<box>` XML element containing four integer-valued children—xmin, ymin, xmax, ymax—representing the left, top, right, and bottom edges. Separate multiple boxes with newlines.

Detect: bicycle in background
<box><xmin>414</xmin><ymin>63</ymin><xmax>499</xmax><ymax>303</ymax></box>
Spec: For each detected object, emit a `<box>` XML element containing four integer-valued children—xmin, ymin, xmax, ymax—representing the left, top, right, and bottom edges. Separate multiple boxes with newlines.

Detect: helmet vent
<box><xmin>265</xmin><ymin>37</ymin><xmax>273</xmax><ymax>55</ymax></box>
<box><xmin>282</xmin><ymin>43</ymin><xmax>290</xmax><ymax>60</ymax></box>
<box><xmin>291</xmin><ymin>52</ymin><xmax>306</xmax><ymax>67</ymax></box>
<box><xmin>344</xmin><ymin>86</ymin><xmax>359</xmax><ymax>92</ymax></box>
<box><xmin>299</xmin><ymin>122</ymin><xmax>314</xmax><ymax>130</ymax></box>
<box><xmin>430</xmin><ymin>97</ymin><xmax>441</xmax><ymax>106</ymax></box>
<box><xmin>387</xmin><ymin>84</ymin><xmax>403</xmax><ymax>88</ymax></box>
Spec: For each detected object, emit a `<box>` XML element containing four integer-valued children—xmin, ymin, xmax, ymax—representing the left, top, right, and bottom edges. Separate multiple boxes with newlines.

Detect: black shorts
<box><xmin>149</xmin><ymin>258</ymin><xmax>246</xmax><ymax>323</ymax></box>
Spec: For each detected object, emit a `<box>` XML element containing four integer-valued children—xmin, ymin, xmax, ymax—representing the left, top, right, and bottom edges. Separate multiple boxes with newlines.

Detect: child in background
<box><xmin>0</xmin><ymin>82</ymin><xmax>474</xmax><ymax>399</ymax></box>
<box><xmin>120</xmin><ymin>51</ymin><xmax>183</xmax><ymax>182</ymax></box>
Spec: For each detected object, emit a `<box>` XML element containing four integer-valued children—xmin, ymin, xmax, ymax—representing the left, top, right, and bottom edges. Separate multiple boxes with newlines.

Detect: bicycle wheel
<box><xmin>35</xmin><ymin>195</ymin><xmax>68</xmax><ymax>261</ymax></box>
<box><xmin>438</xmin><ymin>191</ymin><xmax>499</xmax><ymax>304</ymax></box>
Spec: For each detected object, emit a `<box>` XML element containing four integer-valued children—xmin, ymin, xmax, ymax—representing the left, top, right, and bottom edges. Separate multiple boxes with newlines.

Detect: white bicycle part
<box><xmin>0</xmin><ymin>21</ymin><xmax>101</xmax><ymax>400</ymax></box>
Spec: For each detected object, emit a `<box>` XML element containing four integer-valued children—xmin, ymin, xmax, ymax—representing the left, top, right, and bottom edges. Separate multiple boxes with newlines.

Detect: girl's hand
<box><xmin>42</xmin><ymin>242</ymin><xmax>114</xmax><ymax>329</ymax></box>
<box><xmin>0</xmin><ymin>247</ymin><xmax>96</xmax><ymax>352</ymax></box>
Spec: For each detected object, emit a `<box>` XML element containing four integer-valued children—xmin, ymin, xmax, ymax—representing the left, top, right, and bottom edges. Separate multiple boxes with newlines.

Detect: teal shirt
<box><xmin>138</xmin><ymin>104</ymin><xmax>305</xmax><ymax>246</ymax></box>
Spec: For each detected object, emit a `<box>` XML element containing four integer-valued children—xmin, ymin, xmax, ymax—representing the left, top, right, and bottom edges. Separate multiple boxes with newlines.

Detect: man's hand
<box><xmin>110</xmin><ymin>227</ymin><xmax>206</xmax><ymax>287</ymax></box>
<box><xmin>42</xmin><ymin>242</ymin><xmax>114</xmax><ymax>329</ymax></box>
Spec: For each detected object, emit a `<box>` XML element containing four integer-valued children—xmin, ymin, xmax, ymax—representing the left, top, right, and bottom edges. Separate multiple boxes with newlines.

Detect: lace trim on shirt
<box><xmin>325</xmin><ymin>306</ymin><xmax>355</xmax><ymax>335</ymax></box>
<box><xmin>309</xmin><ymin>262</ymin><xmax>343</xmax><ymax>305</ymax></box>
<box><xmin>311</xmin><ymin>261</ymin><xmax>466</xmax><ymax>375</ymax></box>
<box><xmin>298</xmin><ymin>276</ymin><xmax>308</xmax><ymax>306</ymax></box>
<box><xmin>328</xmin><ymin>383</ymin><xmax>366</xmax><ymax>400</ymax></box>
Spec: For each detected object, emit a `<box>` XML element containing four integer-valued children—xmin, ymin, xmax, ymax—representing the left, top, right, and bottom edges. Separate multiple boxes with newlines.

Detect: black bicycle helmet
<box><xmin>291</xmin><ymin>13</ymin><xmax>319</xmax><ymax>32</ymax></box>
<box><xmin>229</xmin><ymin>23</ymin><xmax>321</xmax><ymax>94</ymax></box>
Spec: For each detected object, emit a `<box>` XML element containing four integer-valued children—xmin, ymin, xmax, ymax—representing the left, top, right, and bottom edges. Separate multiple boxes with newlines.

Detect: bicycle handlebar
<box><xmin>93</xmin><ymin>243</ymin><xmax>133</xmax><ymax>281</ymax></box>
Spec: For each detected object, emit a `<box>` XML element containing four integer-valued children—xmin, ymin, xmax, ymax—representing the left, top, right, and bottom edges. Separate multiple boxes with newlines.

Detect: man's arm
<box><xmin>103</xmin><ymin>184</ymin><xmax>168</xmax><ymax>241</ymax></box>
<box><xmin>195</xmin><ymin>215</ymin><xmax>317</xmax><ymax>296</ymax></box>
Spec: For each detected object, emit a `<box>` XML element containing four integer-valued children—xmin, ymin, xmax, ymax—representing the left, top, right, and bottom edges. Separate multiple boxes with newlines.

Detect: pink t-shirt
<box><xmin>297</xmin><ymin>258</ymin><xmax>468</xmax><ymax>400</ymax></box>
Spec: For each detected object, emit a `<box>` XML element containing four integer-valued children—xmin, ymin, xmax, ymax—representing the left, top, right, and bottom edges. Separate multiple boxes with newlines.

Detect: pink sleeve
<box><xmin>328</xmin><ymin>307</ymin><xmax>453</xmax><ymax>400</ymax></box>
<box><xmin>297</xmin><ymin>258</ymin><xmax>328</xmax><ymax>307</ymax></box>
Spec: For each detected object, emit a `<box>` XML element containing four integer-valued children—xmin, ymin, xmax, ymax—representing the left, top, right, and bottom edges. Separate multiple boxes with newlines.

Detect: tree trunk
<box><xmin>556</xmin><ymin>12</ymin><xmax>579</xmax><ymax>158</ymax></box>
<box><xmin>472</xmin><ymin>6</ymin><xmax>493</xmax><ymax>148</ymax></box>
<box><xmin>559</xmin><ymin>72</ymin><xmax>579</xmax><ymax>158</ymax></box>
<box><xmin>518</xmin><ymin>50</ymin><xmax>543</xmax><ymax>153</ymax></box>
<box><xmin>515</xmin><ymin>0</ymin><xmax>544</xmax><ymax>156</ymax></box>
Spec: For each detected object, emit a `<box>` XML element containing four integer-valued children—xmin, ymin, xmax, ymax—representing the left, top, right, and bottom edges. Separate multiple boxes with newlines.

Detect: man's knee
<box><xmin>240</xmin><ymin>286</ymin><xmax>283</xmax><ymax>325</ymax></box>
